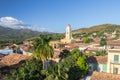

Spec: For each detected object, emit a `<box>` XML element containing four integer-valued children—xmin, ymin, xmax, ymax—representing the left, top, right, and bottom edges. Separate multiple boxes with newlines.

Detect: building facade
<box><xmin>107</xmin><ymin>40</ymin><xmax>120</xmax><ymax>74</ymax></box>
<box><xmin>61</xmin><ymin>24</ymin><xmax>73</xmax><ymax>43</ymax></box>
<box><xmin>107</xmin><ymin>49</ymin><xmax>120</xmax><ymax>74</ymax></box>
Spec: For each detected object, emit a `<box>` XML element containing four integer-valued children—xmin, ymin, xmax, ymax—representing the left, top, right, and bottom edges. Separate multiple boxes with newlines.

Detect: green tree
<box><xmin>76</xmin><ymin>55</ymin><xmax>88</xmax><ymax>76</ymax></box>
<box><xmin>65</xmin><ymin>49</ymin><xmax>88</xmax><ymax>79</ymax></box>
<box><xmin>6</xmin><ymin>58</ymin><xmax>43</xmax><ymax>80</ymax></box>
<box><xmin>71</xmin><ymin>48</ymin><xmax>83</xmax><ymax>59</ymax></box>
<box><xmin>68</xmin><ymin>66</ymin><xmax>81</xmax><ymax>80</ymax></box>
<box><xmin>97</xmin><ymin>32</ymin><xmax>103</xmax><ymax>37</ymax></box>
<box><xmin>44</xmin><ymin>64</ymin><xmax>68</xmax><ymax>80</ymax></box>
<box><xmin>96</xmin><ymin>50</ymin><xmax>107</xmax><ymax>56</ymax></box>
<box><xmin>32</xmin><ymin>35</ymin><xmax>54</xmax><ymax>69</ymax></box>
<box><xmin>59</xmin><ymin>49</ymin><xmax>70</xmax><ymax>60</ymax></box>
<box><xmin>100</xmin><ymin>38</ymin><xmax>106</xmax><ymax>46</ymax></box>
<box><xmin>83</xmin><ymin>37</ymin><xmax>93</xmax><ymax>43</ymax></box>
<box><xmin>0</xmin><ymin>44</ymin><xmax>3</xmax><ymax>48</ymax></box>
<box><xmin>85</xmin><ymin>52</ymin><xmax>96</xmax><ymax>57</ymax></box>
<box><xmin>43</xmin><ymin>49</ymin><xmax>88</xmax><ymax>80</ymax></box>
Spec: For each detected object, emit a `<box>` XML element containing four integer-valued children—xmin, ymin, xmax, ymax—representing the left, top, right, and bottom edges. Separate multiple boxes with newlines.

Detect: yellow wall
<box><xmin>107</xmin><ymin>49</ymin><xmax>120</xmax><ymax>74</ymax></box>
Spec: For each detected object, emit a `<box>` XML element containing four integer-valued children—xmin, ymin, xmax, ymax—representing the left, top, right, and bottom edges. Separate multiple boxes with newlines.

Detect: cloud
<box><xmin>30</xmin><ymin>25</ymin><xmax>54</xmax><ymax>32</ymax></box>
<box><xmin>0</xmin><ymin>17</ymin><xmax>53</xmax><ymax>32</ymax></box>
<box><xmin>0</xmin><ymin>17</ymin><xmax>25</xmax><ymax>29</ymax></box>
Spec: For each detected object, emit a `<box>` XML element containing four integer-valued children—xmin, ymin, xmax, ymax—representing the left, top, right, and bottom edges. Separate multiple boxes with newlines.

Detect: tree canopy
<box><xmin>83</xmin><ymin>37</ymin><xmax>93</xmax><ymax>43</ymax></box>
<box><xmin>32</xmin><ymin>35</ymin><xmax>54</xmax><ymax>69</ymax></box>
<box><xmin>100</xmin><ymin>38</ymin><xmax>107</xmax><ymax>46</ymax></box>
<box><xmin>6</xmin><ymin>58</ymin><xmax>44</xmax><ymax>80</ymax></box>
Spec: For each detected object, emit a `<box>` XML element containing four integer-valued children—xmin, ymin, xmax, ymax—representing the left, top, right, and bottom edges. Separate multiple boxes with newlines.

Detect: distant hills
<box><xmin>0</xmin><ymin>26</ymin><xmax>50</xmax><ymax>42</ymax></box>
<box><xmin>1</xmin><ymin>24</ymin><xmax>120</xmax><ymax>43</ymax></box>
<box><xmin>72</xmin><ymin>24</ymin><xmax>120</xmax><ymax>34</ymax></box>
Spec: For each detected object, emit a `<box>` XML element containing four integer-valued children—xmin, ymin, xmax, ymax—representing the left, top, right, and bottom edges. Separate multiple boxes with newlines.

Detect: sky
<box><xmin>0</xmin><ymin>0</ymin><xmax>120</xmax><ymax>32</ymax></box>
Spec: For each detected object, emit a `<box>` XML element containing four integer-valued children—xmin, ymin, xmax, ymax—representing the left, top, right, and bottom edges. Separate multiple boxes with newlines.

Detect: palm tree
<box><xmin>44</xmin><ymin>64</ymin><xmax>68</xmax><ymax>80</ymax></box>
<box><xmin>32</xmin><ymin>35</ymin><xmax>54</xmax><ymax>69</ymax></box>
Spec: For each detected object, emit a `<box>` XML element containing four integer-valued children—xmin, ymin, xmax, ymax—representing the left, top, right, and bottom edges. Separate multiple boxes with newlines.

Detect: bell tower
<box><xmin>66</xmin><ymin>24</ymin><xmax>72</xmax><ymax>40</ymax></box>
<box><xmin>61</xmin><ymin>24</ymin><xmax>73</xmax><ymax>43</ymax></box>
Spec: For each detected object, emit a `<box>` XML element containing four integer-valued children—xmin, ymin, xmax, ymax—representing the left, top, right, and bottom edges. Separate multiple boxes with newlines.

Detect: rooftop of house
<box><xmin>73</xmin><ymin>43</ymin><xmax>90</xmax><ymax>47</ymax></box>
<box><xmin>108</xmin><ymin>49</ymin><xmax>120</xmax><ymax>53</ymax></box>
<box><xmin>21</xmin><ymin>45</ymin><xmax>30</xmax><ymax>52</ymax></box>
<box><xmin>93</xmin><ymin>37</ymin><xmax>101</xmax><ymax>42</ymax></box>
<box><xmin>0</xmin><ymin>53</ymin><xmax>31</xmax><ymax>66</ymax></box>
<box><xmin>0</xmin><ymin>53</ymin><xmax>5</xmax><ymax>59</ymax></box>
<box><xmin>87</xmin><ymin>56</ymin><xmax>107</xmax><ymax>64</ymax></box>
<box><xmin>107</xmin><ymin>40</ymin><xmax>120</xmax><ymax>46</ymax></box>
<box><xmin>86</xmin><ymin>48</ymin><xmax>100</xmax><ymax>52</ymax></box>
<box><xmin>91</xmin><ymin>71</ymin><xmax>120</xmax><ymax>80</ymax></box>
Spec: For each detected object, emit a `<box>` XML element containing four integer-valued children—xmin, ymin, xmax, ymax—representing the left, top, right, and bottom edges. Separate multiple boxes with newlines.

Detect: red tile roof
<box><xmin>107</xmin><ymin>40</ymin><xmax>120</xmax><ymax>46</ymax></box>
<box><xmin>87</xmin><ymin>56</ymin><xmax>107</xmax><ymax>64</ymax></box>
<box><xmin>91</xmin><ymin>71</ymin><xmax>120</xmax><ymax>80</ymax></box>
<box><xmin>108</xmin><ymin>49</ymin><xmax>120</xmax><ymax>53</ymax></box>
<box><xmin>0</xmin><ymin>53</ymin><xmax>5</xmax><ymax>60</ymax></box>
<box><xmin>0</xmin><ymin>53</ymin><xmax>30</xmax><ymax>66</ymax></box>
<box><xmin>86</xmin><ymin>48</ymin><xmax>99</xmax><ymax>52</ymax></box>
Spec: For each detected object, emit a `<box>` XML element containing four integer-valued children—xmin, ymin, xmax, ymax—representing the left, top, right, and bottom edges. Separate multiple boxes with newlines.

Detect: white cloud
<box><xmin>30</xmin><ymin>25</ymin><xmax>54</xmax><ymax>32</ymax></box>
<box><xmin>0</xmin><ymin>16</ymin><xmax>53</xmax><ymax>32</ymax></box>
<box><xmin>0</xmin><ymin>17</ymin><xmax>25</xmax><ymax>29</ymax></box>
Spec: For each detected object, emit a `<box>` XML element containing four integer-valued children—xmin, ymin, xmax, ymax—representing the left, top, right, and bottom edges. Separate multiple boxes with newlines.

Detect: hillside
<box><xmin>1</xmin><ymin>24</ymin><xmax>120</xmax><ymax>43</ymax></box>
<box><xmin>0</xmin><ymin>26</ymin><xmax>49</xmax><ymax>42</ymax></box>
<box><xmin>72</xmin><ymin>24</ymin><xmax>120</xmax><ymax>34</ymax></box>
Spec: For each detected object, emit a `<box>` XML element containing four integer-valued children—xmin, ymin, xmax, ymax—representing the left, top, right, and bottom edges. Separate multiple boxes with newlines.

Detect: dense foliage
<box><xmin>6</xmin><ymin>58</ymin><xmax>43</xmax><ymax>80</ymax></box>
<box><xmin>100</xmin><ymin>38</ymin><xmax>107</xmax><ymax>46</ymax></box>
<box><xmin>5</xmin><ymin>48</ymin><xmax>88</xmax><ymax>80</ymax></box>
<box><xmin>59</xmin><ymin>49</ymin><xmax>70</xmax><ymax>60</ymax></box>
<box><xmin>96</xmin><ymin>50</ymin><xmax>107</xmax><ymax>56</ymax></box>
<box><xmin>32</xmin><ymin>35</ymin><xmax>54</xmax><ymax>69</ymax></box>
<box><xmin>83</xmin><ymin>37</ymin><xmax>93</xmax><ymax>43</ymax></box>
<box><xmin>42</xmin><ymin>48</ymin><xmax>88</xmax><ymax>80</ymax></box>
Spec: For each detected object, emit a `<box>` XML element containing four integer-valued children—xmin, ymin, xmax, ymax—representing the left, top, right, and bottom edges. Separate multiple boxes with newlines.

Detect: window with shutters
<box><xmin>114</xmin><ymin>55</ymin><xmax>119</xmax><ymax>63</ymax></box>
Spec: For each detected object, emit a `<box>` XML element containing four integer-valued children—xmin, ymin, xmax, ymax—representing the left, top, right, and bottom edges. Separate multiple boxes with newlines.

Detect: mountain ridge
<box><xmin>72</xmin><ymin>24</ymin><xmax>120</xmax><ymax>34</ymax></box>
<box><xmin>0</xmin><ymin>26</ymin><xmax>51</xmax><ymax>42</ymax></box>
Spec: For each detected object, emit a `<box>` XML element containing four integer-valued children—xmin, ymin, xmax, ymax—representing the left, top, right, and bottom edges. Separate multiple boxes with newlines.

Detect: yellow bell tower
<box><xmin>61</xmin><ymin>24</ymin><xmax>73</xmax><ymax>43</ymax></box>
<box><xmin>66</xmin><ymin>24</ymin><xmax>72</xmax><ymax>40</ymax></box>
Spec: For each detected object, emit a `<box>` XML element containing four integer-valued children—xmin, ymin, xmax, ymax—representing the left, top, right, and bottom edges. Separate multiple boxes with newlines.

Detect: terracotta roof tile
<box><xmin>91</xmin><ymin>71</ymin><xmax>120</xmax><ymax>80</ymax></box>
<box><xmin>108</xmin><ymin>49</ymin><xmax>120</xmax><ymax>53</ymax></box>
<box><xmin>0</xmin><ymin>53</ymin><xmax>5</xmax><ymax>59</ymax></box>
<box><xmin>107</xmin><ymin>40</ymin><xmax>120</xmax><ymax>46</ymax></box>
<box><xmin>95</xmin><ymin>56</ymin><xmax>107</xmax><ymax>64</ymax></box>
<box><xmin>0</xmin><ymin>53</ymin><xmax>30</xmax><ymax>66</ymax></box>
<box><xmin>86</xmin><ymin>48</ymin><xmax>99</xmax><ymax>52</ymax></box>
<box><xmin>87</xmin><ymin>56</ymin><xmax>107</xmax><ymax>64</ymax></box>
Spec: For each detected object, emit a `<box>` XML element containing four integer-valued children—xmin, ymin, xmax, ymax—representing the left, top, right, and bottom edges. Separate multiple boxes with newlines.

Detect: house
<box><xmin>0</xmin><ymin>53</ymin><xmax>31</xmax><ymax>74</ymax></box>
<box><xmin>85</xmin><ymin>48</ymin><xmax>99</xmax><ymax>53</ymax></box>
<box><xmin>87</xmin><ymin>56</ymin><xmax>107</xmax><ymax>74</ymax></box>
<box><xmin>107</xmin><ymin>40</ymin><xmax>120</xmax><ymax>74</ymax></box>
<box><xmin>107</xmin><ymin>49</ymin><xmax>120</xmax><ymax>74</ymax></box>
<box><xmin>91</xmin><ymin>71</ymin><xmax>120</xmax><ymax>80</ymax></box>
<box><xmin>0</xmin><ymin>53</ymin><xmax>5</xmax><ymax>60</ymax></box>
<box><xmin>20</xmin><ymin>45</ymin><xmax>33</xmax><ymax>56</ymax></box>
<box><xmin>0</xmin><ymin>53</ymin><xmax>30</xmax><ymax>66</ymax></box>
<box><xmin>107</xmin><ymin>40</ymin><xmax>120</xmax><ymax>49</ymax></box>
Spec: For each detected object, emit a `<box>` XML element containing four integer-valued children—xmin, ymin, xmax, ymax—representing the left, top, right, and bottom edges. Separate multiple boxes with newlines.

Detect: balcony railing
<box><xmin>110</xmin><ymin>60</ymin><xmax>120</xmax><ymax>64</ymax></box>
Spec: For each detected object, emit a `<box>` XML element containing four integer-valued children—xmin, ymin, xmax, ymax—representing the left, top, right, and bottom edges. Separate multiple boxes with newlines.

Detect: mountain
<box><xmin>72</xmin><ymin>24</ymin><xmax>120</xmax><ymax>34</ymax></box>
<box><xmin>0</xmin><ymin>26</ymin><xmax>49</xmax><ymax>42</ymax></box>
<box><xmin>1</xmin><ymin>23</ymin><xmax>120</xmax><ymax>43</ymax></box>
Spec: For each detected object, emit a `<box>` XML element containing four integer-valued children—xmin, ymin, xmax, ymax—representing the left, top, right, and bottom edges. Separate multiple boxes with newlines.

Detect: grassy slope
<box><xmin>72</xmin><ymin>24</ymin><xmax>120</xmax><ymax>34</ymax></box>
